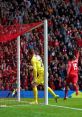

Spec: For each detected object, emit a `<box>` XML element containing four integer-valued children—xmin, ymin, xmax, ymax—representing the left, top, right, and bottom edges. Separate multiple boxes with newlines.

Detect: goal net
<box><xmin>0</xmin><ymin>20</ymin><xmax>48</xmax><ymax>107</ymax></box>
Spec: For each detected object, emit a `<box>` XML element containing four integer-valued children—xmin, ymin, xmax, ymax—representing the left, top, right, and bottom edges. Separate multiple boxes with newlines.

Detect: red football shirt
<box><xmin>67</xmin><ymin>51</ymin><xmax>79</xmax><ymax>77</ymax></box>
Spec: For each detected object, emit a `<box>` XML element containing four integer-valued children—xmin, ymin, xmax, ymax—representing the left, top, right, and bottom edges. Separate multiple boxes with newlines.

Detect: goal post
<box><xmin>44</xmin><ymin>20</ymin><xmax>48</xmax><ymax>105</ymax></box>
<box><xmin>17</xmin><ymin>36</ymin><xmax>21</xmax><ymax>102</ymax></box>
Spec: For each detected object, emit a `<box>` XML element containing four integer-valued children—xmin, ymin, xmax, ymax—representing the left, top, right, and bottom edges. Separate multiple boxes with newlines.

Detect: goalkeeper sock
<box><xmin>33</xmin><ymin>86</ymin><xmax>38</xmax><ymax>103</ymax></box>
<box><xmin>48</xmin><ymin>87</ymin><xmax>57</xmax><ymax>97</ymax></box>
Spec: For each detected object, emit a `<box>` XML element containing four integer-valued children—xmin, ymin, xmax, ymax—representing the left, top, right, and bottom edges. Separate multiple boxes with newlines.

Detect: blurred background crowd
<box><xmin>0</xmin><ymin>0</ymin><xmax>82</xmax><ymax>91</ymax></box>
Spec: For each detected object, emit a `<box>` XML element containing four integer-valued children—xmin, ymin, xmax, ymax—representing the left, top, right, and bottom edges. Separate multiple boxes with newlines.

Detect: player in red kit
<box><xmin>64</xmin><ymin>50</ymin><xmax>79</xmax><ymax>99</ymax></box>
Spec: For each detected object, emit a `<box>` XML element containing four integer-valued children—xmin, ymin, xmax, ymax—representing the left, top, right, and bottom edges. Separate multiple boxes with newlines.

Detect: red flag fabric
<box><xmin>0</xmin><ymin>22</ymin><xmax>43</xmax><ymax>42</ymax></box>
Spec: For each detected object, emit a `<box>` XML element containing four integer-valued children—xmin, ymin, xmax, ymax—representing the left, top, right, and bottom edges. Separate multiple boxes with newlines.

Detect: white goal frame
<box><xmin>17</xmin><ymin>19</ymin><xmax>48</xmax><ymax>105</ymax></box>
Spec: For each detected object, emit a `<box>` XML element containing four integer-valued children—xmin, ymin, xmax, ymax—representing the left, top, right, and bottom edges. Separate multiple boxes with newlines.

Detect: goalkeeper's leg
<box><xmin>48</xmin><ymin>87</ymin><xmax>59</xmax><ymax>102</ymax></box>
<box><xmin>30</xmin><ymin>81</ymin><xmax>38</xmax><ymax>104</ymax></box>
<box><xmin>38</xmin><ymin>71</ymin><xmax>59</xmax><ymax>102</ymax></box>
<box><xmin>33</xmin><ymin>86</ymin><xmax>38</xmax><ymax>104</ymax></box>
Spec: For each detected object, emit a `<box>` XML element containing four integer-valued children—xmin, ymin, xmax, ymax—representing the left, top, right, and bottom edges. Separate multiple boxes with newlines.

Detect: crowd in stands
<box><xmin>0</xmin><ymin>0</ymin><xmax>82</xmax><ymax>91</ymax></box>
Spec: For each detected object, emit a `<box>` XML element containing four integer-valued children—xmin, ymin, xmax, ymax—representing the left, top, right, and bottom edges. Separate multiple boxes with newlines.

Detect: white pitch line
<box><xmin>0</xmin><ymin>104</ymin><xmax>31</xmax><ymax>108</ymax></box>
<box><xmin>47</xmin><ymin>104</ymin><xmax>82</xmax><ymax>111</ymax></box>
<box><xmin>0</xmin><ymin>103</ymin><xmax>82</xmax><ymax>111</ymax></box>
<box><xmin>0</xmin><ymin>99</ymin><xmax>82</xmax><ymax>111</ymax></box>
<box><xmin>0</xmin><ymin>99</ymin><xmax>30</xmax><ymax>103</ymax></box>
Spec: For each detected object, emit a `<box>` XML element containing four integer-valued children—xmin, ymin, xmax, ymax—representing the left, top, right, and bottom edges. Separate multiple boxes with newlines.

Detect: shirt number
<box><xmin>73</xmin><ymin>63</ymin><xmax>77</xmax><ymax>70</ymax></box>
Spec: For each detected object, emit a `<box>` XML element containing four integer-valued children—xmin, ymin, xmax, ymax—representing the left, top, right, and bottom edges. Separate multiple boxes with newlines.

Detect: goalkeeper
<box><xmin>29</xmin><ymin>48</ymin><xmax>59</xmax><ymax>104</ymax></box>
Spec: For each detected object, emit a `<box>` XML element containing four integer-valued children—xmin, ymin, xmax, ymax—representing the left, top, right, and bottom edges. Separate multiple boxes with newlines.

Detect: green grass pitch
<box><xmin>0</xmin><ymin>98</ymin><xmax>82</xmax><ymax>117</ymax></box>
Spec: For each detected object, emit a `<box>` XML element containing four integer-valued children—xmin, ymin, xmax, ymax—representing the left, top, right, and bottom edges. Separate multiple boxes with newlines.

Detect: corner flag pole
<box><xmin>17</xmin><ymin>36</ymin><xmax>20</xmax><ymax>102</ymax></box>
<box><xmin>44</xmin><ymin>19</ymin><xmax>48</xmax><ymax>105</ymax></box>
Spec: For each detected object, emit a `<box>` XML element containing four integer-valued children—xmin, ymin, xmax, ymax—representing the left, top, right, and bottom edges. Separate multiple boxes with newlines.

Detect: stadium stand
<box><xmin>0</xmin><ymin>0</ymin><xmax>82</xmax><ymax>91</ymax></box>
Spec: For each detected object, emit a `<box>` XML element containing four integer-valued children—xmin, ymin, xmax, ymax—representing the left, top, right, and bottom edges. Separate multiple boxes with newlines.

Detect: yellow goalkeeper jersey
<box><xmin>31</xmin><ymin>54</ymin><xmax>37</xmax><ymax>80</ymax></box>
<box><xmin>31</xmin><ymin>54</ymin><xmax>44</xmax><ymax>84</ymax></box>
